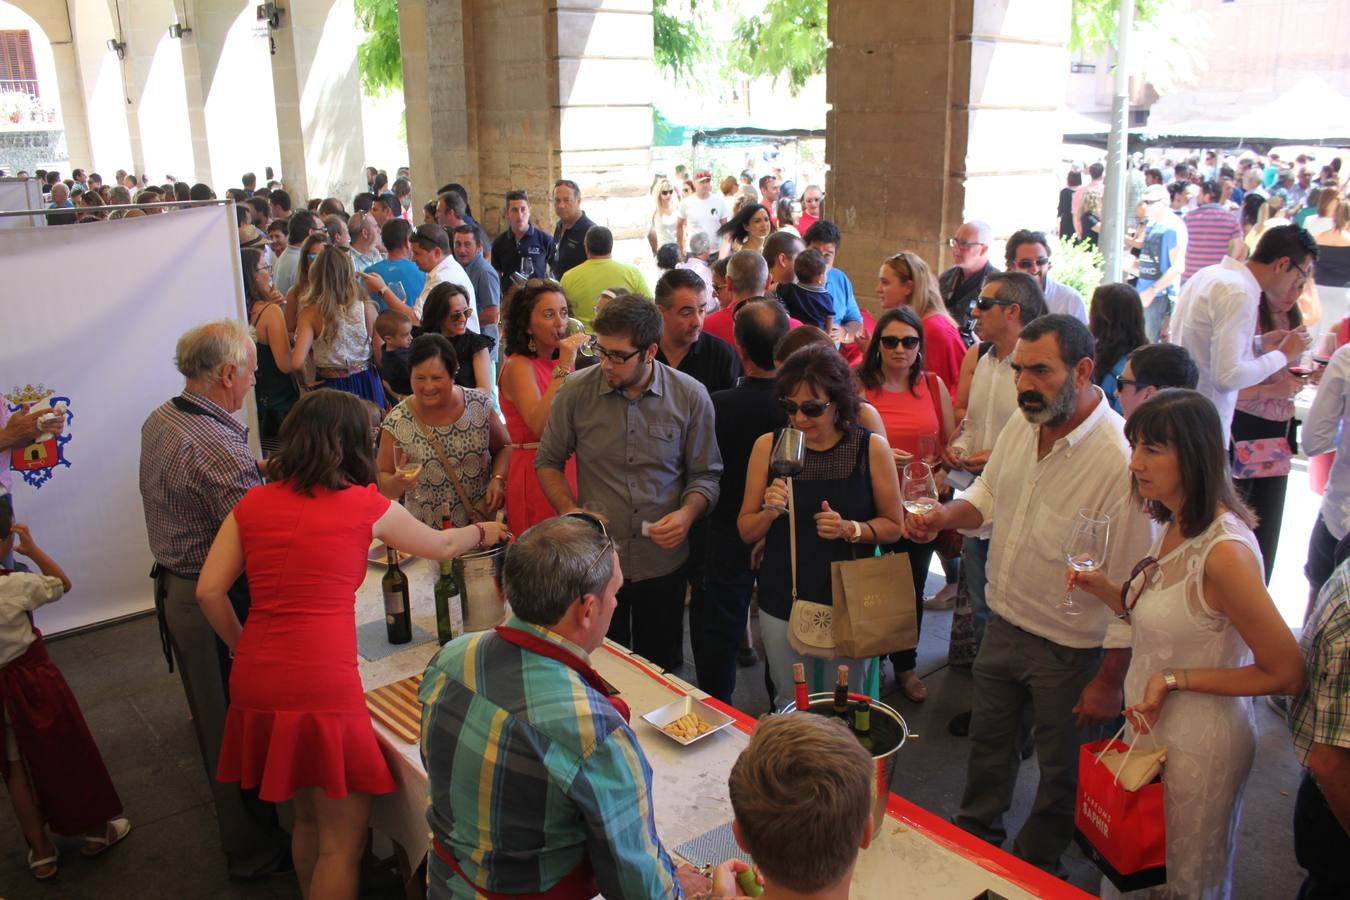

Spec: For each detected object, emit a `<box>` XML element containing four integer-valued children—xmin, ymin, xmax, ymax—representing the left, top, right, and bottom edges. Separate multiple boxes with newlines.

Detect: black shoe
<box><xmin>948</xmin><ymin>710</ymin><xmax>971</xmax><ymax>736</ymax></box>
<box><xmin>736</xmin><ymin>646</ymin><xmax>760</xmax><ymax>668</ymax></box>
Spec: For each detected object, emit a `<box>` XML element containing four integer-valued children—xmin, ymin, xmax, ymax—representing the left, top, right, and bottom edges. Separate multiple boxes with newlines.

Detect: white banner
<box><xmin>1</xmin><ymin>205</ymin><xmax>249</xmax><ymax>634</ymax></box>
<box><xmin>0</xmin><ymin>177</ymin><xmax>45</xmax><ymax>229</ymax></box>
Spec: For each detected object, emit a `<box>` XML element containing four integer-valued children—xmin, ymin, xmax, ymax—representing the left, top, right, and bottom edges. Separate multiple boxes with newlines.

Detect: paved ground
<box><xmin>0</xmin><ymin>462</ymin><xmax>1319</xmax><ymax>897</ymax></box>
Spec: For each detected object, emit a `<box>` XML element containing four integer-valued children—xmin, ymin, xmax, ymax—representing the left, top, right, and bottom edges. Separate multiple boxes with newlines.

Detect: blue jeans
<box><xmin>1142</xmin><ymin>290</ymin><xmax>1173</xmax><ymax>342</ymax></box>
<box><xmin>963</xmin><ymin>536</ymin><xmax>991</xmax><ymax>647</ymax></box>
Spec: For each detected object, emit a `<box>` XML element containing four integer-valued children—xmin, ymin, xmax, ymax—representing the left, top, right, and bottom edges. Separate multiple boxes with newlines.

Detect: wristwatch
<box><xmin>1161</xmin><ymin>669</ymin><xmax>1181</xmax><ymax>692</ymax></box>
<box><xmin>848</xmin><ymin>520</ymin><xmax>862</xmax><ymax>543</ymax></box>
<box><xmin>552</xmin><ymin>365</ymin><xmax>570</xmax><ymax>381</ymax></box>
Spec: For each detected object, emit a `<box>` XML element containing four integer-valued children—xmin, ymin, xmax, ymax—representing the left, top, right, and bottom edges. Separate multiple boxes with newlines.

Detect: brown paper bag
<box><xmin>831</xmin><ymin>551</ymin><xmax>917</xmax><ymax>659</ymax></box>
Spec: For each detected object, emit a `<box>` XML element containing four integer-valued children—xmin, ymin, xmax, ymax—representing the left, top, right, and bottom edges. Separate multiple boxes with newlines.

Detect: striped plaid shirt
<box><xmin>420</xmin><ymin>618</ymin><xmax>681</xmax><ymax>899</ymax></box>
<box><xmin>1291</xmin><ymin>558</ymin><xmax>1350</xmax><ymax>766</ymax></box>
<box><xmin>139</xmin><ymin>392</ymin><xmax>261</xmax><ymax>576</ymax></box>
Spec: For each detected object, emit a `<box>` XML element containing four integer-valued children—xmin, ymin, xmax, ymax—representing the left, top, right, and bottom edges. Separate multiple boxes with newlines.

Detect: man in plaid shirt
<box><xmin>138</xmin><ymin>319</ymin><xmax>288</xmax><ymax>879</ymax></box>
<box><xmin>1290</xmin><ymin>548</ymin><xmax>1350</xmax><ymax>898</ymax></box>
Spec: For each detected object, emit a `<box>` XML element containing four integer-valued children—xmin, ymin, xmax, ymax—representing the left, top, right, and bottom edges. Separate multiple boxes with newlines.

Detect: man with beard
<box><xmin>906</xmin><ymin>314</ymin><xmax>1153</xmax><ymax>875</ymax></box>
<box><xmin>536</xmin><ymin>293</ymin><xmax>722</xmax><ymax>672</ymax></box>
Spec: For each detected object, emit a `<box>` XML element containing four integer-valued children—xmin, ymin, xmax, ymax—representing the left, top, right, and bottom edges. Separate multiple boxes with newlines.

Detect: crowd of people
<box><xmin>0</xmin><ymin>150</ymin><xmax>1347</xmax><ymax>899</ymax></box>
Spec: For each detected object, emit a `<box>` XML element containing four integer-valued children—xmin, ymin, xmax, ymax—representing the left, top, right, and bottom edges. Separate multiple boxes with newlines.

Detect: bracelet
<box><xmin>491</xmin><ymin>473</ymin><xmax>505</xmax><ymax>483</ymax></box>
<box><xmin>473</xmin><ymin>523</ymin><xmax>486</xmax><ymax>547</ymax></box>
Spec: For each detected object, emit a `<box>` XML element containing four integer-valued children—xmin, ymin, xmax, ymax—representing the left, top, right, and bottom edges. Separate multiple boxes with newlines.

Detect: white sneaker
<box><xmin>924</xmin><ymin>583</ymin><xmax>958</xmax><ymax>610</ymax></box>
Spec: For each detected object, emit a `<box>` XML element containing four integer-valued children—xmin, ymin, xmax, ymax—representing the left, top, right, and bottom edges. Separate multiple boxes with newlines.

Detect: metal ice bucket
<box><xmin>452</xmin><ymin>544</ymin><xmax>507</xmax><ymax>632</ymax></box>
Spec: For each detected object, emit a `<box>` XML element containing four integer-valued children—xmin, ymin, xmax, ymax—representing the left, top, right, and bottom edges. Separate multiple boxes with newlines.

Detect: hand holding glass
<box><xmin>763</xmin><ymin>428</ymin><xmax>805</xmax><ymax>512</ymax></box>
<box><xmin>1059</xmin><ymin>510</ymin><xmax>1110</xmax><ymax>616</ymax></box>
<box><xmin>565</xmin><ymin>317</ymin><xmax>596</xmax><ymax>357</ymax></box>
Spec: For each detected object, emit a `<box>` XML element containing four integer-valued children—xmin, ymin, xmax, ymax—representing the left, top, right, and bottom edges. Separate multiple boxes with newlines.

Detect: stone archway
<box><xmin>0</xmin><ymin>0</ymin><xmax>91</xmax><ymax>171</ymax></box>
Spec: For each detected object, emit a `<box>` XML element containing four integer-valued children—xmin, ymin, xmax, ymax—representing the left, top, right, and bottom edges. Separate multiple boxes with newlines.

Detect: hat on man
<box><xmin>1141</xmin><ymin>184</ymin><xmax>1169</xmax><ymax>205</ymax></box>
<box><xmin>413</xmin><ymin>223</ymin><xmax>450</xmax><ymax>253</ymax></box>
<box><xmin>239</xmin><ymin>224</ymin><xmax>266</xmax><ymax>249</ymax></box>
<box><xmin>694</xmin><ymin>170</ymin><xmax>712</xmax><ymax>182</ymax></box>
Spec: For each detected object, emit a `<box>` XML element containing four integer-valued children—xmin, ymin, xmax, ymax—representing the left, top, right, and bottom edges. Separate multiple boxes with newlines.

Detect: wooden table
<box><xmin>354</xmin><ymin>558</ymin><xmax>1091</xmax><ymax>899</ymax></box>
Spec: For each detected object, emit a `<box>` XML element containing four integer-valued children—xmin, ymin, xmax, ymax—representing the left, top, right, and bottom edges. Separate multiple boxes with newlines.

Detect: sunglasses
<box><xmin>780</xmin><ymin>399</ymin><xmax>834</xmax><ymax>418</ymax></box>
<box><xmin>1014</xmin><ymin>257</ymin><xmax>1051</xmax><ymax>271</ymax></box>
<box><xmin>446</xmin><ymin>308</ymin><xmax>472</xmax><ymax>322</ymax></box>
<box><xmin>1117</xmin><ymin>556</ymin><xmax>1160</xmax><ymax>619</ymax></box>
<box><xmin>879</xmin><ymin>335</ymin><xmax>921</xmax><ymax>350</ymax></box>
<box><xmin>660</xmin><ymin>190</ymin><xmax>673</xmax><ymax>195</ymax></box>
<box><xmin>974</xmin><ymin>296</ymin><xmax>1015</xmax><ymax>311</ymax></box>
<box><xmin>1115</xmin><ymin>377</ymin><xmax>1142</xmax><ymax>391</ymax></box>
<box><xmin>561</xmin><ymin>512</ymin><xmax>616</xmax><ymax>583</ymax></box>
<box><xmin>588</xmin><ymin>338</ymin><xmax>644</xmax><ymax>365</ymax></box>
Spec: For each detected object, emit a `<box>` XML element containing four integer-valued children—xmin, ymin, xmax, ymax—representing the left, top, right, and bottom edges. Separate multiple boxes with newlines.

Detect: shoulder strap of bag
<box><xmin>410</xmin><ymin>397</ymin><xmax>484</xmax><ymax>523</ymax></box>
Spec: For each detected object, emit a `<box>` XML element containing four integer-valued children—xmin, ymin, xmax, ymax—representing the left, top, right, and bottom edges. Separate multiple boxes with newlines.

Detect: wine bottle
<box><xmin>793</xmin><ymin>662</ymin><xmax>810</xmax><ymax>711</ymax></box>
<box><xmin>382</xmin><ymin>548</ymin><xmax>412</xmax><ymax>644</ymax></box>
<box><xmin>433</xmin><ymin>518</ymin><xmax>462</xmax><ymax>645</ymax></box>
<box><xmin>832</xmin><ymin>665</ymin><xmax>850</xmax><ymax>719</ymax></box>
<box><xmin>854</xmin><ymin>696</ymin><xmax>874</xmax><ymax>753</ymax></box>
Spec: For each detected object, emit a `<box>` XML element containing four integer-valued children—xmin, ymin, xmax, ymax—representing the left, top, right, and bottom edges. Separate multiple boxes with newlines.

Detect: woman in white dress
<box><xmin>1071</xmin><ymin>389</ymin><xmax>1306</xmax><ymax>900</ymax></box>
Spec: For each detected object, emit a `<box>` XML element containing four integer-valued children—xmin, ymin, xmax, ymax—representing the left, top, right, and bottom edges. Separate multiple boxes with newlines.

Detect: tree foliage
<box><xmin>354</xmin><ymin>0</ymin><xmax>402</xmax><ymax>96</ymax></box>
<box><xmin>1069</xmin><ymin>0</ymin><xmax>1203</xmax><ymax>92</ymax></box>
<box><xmin>654</xmin><ymin>0</ymin><xmax>709</xmax><ymax>83</ymax></box>
<box><xmin>723</xmin><ymin>0</ymin><xmax>827</xmax><ymax>96</ymax></box>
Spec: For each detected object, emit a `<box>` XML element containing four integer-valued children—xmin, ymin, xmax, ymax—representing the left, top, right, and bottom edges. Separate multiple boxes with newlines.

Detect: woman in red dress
<box><xmin>498</xmin><ymin>279</ymin><xmax>588</xmax><ymax>533</ymax></box>
<box><xmin>197</xmin><ymin>389</ymin><xmax>505</xmax><ymax>900</ymax></box>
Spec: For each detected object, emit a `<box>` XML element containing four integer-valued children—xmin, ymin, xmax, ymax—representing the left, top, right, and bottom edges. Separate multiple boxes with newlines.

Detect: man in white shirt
<box><xmin>1170</xmin><ymin>224</ymin><xmax>1315</xmax><ymax>439</ymax></box>
<box><xmin>941</xmin><ymin>272</ymin><xmax>1046</xmax><ymax>735</ymax></box>
<box><xmin>676</xmin><ymin>171</ymin><xmax>726</xmax><ymax>253</ymax></box>
<box><xmin>1004</xmin><ymin>230</ymin><xmax>1087</xmax><ymax>323</ymax></box>
<box><xmin>908</xmin><ymin>314</ymin><xmax>1154</xmax><ymax>873</ymax></box>
<box><xmin>410</xmin><ymin>223</ymin><xmax>478</xmax><ymax>331</ymax></box>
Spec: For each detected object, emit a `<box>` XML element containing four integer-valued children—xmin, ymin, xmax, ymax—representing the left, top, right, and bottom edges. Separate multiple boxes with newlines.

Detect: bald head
<box><xmin>725</xmin><ymin>250</ymin><xmax>769</xmax><ymax>305</ymax></box>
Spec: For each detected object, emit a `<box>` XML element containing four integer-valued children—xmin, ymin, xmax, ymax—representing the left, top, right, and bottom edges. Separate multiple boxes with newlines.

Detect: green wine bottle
<box><xmin>381</xmin><ymin>548</ymin><xmax>412</xmax><ymax>644</ymax></box>
<box><xmin>854</xmin><ymin>696</ymin><xmax>874</xmax><ymax>753</ymax></box>
<box><xmin>433</xmin><ymin>518</ymin><xmax>462</xmax><ymax>645</ymax></box>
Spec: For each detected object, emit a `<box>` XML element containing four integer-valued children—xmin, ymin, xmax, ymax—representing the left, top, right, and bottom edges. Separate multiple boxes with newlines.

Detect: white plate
<box><xmin>641</xmin><ymin>696</ymin><xmax>735</xmax><ymax>746</ymax></box>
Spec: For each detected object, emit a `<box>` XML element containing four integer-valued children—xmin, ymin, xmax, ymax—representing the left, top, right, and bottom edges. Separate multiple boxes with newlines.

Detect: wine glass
<box><xmin>901</xmin><ymin>462</ymin><xmax>939</xmax><ymax>517</ymax></box>
<box><xmin>916</xmin><ymin>432</ymin><xmax>938</xmax><ymax>464</ymax></box>
<box><xmin>565</xmin><ymin>317</ymin><xmax>596</xmax><ymax>357</ymax></box>
<box><xmin>1313</xmin><ymin>330</ymin><xmax>1338</xmax><ymax>367</ymax></box>
<box><xmin>518</xmin><ymin>256</ymin><xmax>535</xmax><ymax>279</ymax></box>
<box><xmin>763</xmin><ymin>427</ymin><xmax>805</xmax><ymax>511</ymax></box>
<box><xmin>395</xmin><ymin>447</ymin><xmax>423</xmax><ymax>482</ymax></box>
<box><xmin>1059</xmin><ymin>509</ymin><xmax>1110</xmax><ymax>616</ymax></box>
<box><xmin>387</xmin><ymin>280</ymin><xmax>407</xmax><ymax>310</ymax></box>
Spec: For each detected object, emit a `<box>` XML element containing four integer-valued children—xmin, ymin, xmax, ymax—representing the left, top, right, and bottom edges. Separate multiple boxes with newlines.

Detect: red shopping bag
<box><xmin>1073</xmin><ymin>737</ymin><xmax>1167</xmax><ymax>892</ymax></box>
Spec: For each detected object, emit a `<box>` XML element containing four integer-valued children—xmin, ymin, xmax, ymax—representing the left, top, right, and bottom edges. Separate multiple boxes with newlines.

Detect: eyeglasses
<box><xmin>1014</xmin><ymin>257</ymin><xmax>1052</xmax><ymax>271</ymax></box>
<box><xmin>561</xmin><ymin>512</ymin><xmax>615</xmax><ymax>585</ymax></box>
<box><xmin>1115</xmin><ymin>377</ymin><xmax>1142</xmax><ymax>391</ymax></box>
<box><xmin>446</xmin><ymin>308</ymin><xmax>472</xmax><ymax>322</ymax></box>
<box><xmin>948</xmin><ymin>238</ymin><xmax>983</xmax><ymax>249</ymax></box>
<box><xmin>879</xmin><ymin>335</ymin><xmax>921</xmax><ymax>350</ymax></box>
<box><xmin>1117</xmin><ymin>555</ymin><xmax>1160</xmax><ymax>619</ymax></box>
<box><xmin>974</xmin><ymin>296</ymin><xmax>1015</xmax><ymax>311</ymax></box>
<box><xmin>588</xmin><ymin>338</ymin><xmax>644</xmax><ymax>365</ymax></box>
<box><xmin>780</xmin><ymin>399</ymin><xmax>834</xmax><ymax>418</ymax></box>
<box><xmin>1290</xmin><ymin>260</ymin><xmax>1310</xmax><ymax>281</ymax></box>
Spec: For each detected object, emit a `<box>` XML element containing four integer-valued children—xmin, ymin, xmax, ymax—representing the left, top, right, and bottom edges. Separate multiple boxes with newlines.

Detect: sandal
<box><xmin>81</xmin><ymin>817</ymin><xmax>131</xmax><ymax>858</ymax></box>
<box><xmin>899</xmin><ymin>670</ymin><xmax>929</xmax><ymax>703</ymax></box>
<box><xmin>27</xmin><ymin>846</ymin><xmax>58</xmax><ymax>880</ymax></box>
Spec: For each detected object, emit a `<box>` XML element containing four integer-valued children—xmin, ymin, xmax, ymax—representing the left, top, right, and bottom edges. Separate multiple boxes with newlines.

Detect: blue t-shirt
<box><xmin>825</xmin><ymin>267</ymin><xmax>862</xmax><ymax>325</ymax></box>
<box><xmin>365</xmin><ymin>258</ymin><xmax>426</xmax><ymax>313</ymax></box>
<box><xmin>1137</xmin><ymin>218</ymin><xmax>1180</xmax><ymax>297</ymax></box>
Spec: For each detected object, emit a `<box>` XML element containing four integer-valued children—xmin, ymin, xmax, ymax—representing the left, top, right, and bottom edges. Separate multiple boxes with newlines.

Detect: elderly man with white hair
<box><xmin>138</xmin><ymin>319</ymin><xmax>290</xmax><ymax>880</ymax></box>
<box><xmin>678</xmin><ymin>231</ymin><xmax>716</xmax><ymax>310</ymax></box>
<box><xmin>939</xmin><ymin>219</ymin><xmax>999</xmax><ymax>346</ymax></box>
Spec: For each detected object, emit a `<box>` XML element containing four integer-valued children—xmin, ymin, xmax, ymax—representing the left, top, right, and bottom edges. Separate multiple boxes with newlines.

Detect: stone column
<box><xmin>826</xmin><ymin>0</ymin><xmax>1071</xmax><ymax>302</ymax></box>
<box><xmin>401</xmin><ymin>0</ymin><xmax>654</xmax><ymax>249</ymax></box>
<box><xmin>268</xmin><ymin>0</ymin><xmax>365</xmax><ymax>204</ymax></box>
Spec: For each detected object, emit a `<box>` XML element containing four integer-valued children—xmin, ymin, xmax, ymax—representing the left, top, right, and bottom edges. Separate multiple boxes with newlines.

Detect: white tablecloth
<box><xmin>354</xmin><ymin>558</ymin><xmax>1087</xmax><ymax>899</ymax></box>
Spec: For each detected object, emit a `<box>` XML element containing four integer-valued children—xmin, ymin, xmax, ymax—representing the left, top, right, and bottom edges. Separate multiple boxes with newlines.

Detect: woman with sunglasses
<box><xmin>283</xmin><ymin>231</ymin><xmax>332</xmax><ymax>333</ymax></box>
<box><xmin>420</xmin><ymin>282</ymin><xmax>495</xmax><ymax>392</ymax></box>
<box><xmin>738</xmin><ymin>345</ymin><xmax>905</xmax><ymax>703</ymax></box>
<box><xmin>648</xmin><ymin>177</ymin><xmax>679</xmax><ymax>254</ymax></box>
<box><xmin>797</xmin><ymin>185</ymin><xmax>823</xmax><ymax>236</ymax></box>
<box><xmin>876</xmin><ymin>251</ymin><xmax>965</xmax><ymax>397</ymax></box>
<box><xmin>1068</xmin><ymin>389</ymin><xmax>1305</xmax><ymax>900</ymax></box>
<box><xmin>242</xmin><ymin>247</ymin><xmax>298</xmax><ymax>455</ymax></box>
<box><xmin>857</xmin><ymin>308</ymin><xmax>955</xmax><ymax>701</ymax></box>
<box><xmin>499</xmin><ymin>280</ymin><xmax>589</xmax><ymax>533</ymax></box>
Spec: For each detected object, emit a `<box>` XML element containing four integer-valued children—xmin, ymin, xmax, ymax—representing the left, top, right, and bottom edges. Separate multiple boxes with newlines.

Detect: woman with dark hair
<box><xmin>857</xmin><ymin>307</ymin><xmax>956</xmax><ymax>700</ymax></box>
<box><xmin>377</xmin><ymin>334</ymin><xmax>509</xmax><ymax>526</ymax></box>
<box><xmin>1088</xmin><ymin>283</ymin><xmax>1148</xmax><ymax>413</ymax></box>
<box><xmin>197</xmin><ymin>389</ymin><xmax>505</xmax><ymax>900</ymax></box>
<box><xmin>717</xmin><ymin>202</ymin><xmax>772</xmax><ymax>255</ymax></box>
<box><xmin>420</xmin><ymin>282</ymin><xmax>495</xmax><ymax>391</ymax></box>
<box><xmin>1059</xmin><ymin>169</ymin><xmax>1082</xmax><ymax>237</ymax></box>
<box><xmin>291</xmin><ymin>245</ymin><xmax>384</xmax><ymax>405</ymax></box>
<box><xmin>498</xmin><ymin>279</ymin><xmax>588</xmax><ymax>532</ymax></box>
<box><xmin>772</xmin><ymin>326</ymin><xmax>889</xmax><ymax>433</ymax></box>
<box><xmin>775</xmin><ymin>197</ymin><xmax>799</xmax><ymax>237</ymax></box>
<box><xmin>1230</xmin><ymin>280</ymin><xmax>1306</xmax><ymax>581</ymax></box>
<box><xmin>242</xmin><ymin>247</ymin><xmax>297</xmax><ymax>453</ymax></box>
<box><xmin>876</xmin><ymin>251</ymin><xmax>965</xmax><ymax>395</ymax></box>
<box><xmin>1070</xmin><ymin>389</ymin><xmax>1305</xmax><ymax>900</ymax></box>
<box><xmin>738</xmin><ymin>345</ymin><xmax>905</xmax><ymax>702</ymax></box>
